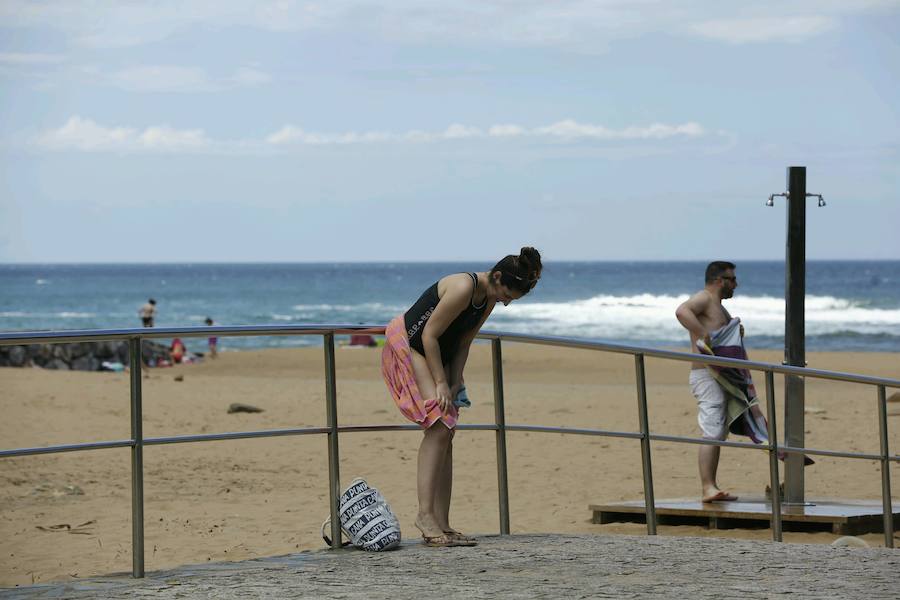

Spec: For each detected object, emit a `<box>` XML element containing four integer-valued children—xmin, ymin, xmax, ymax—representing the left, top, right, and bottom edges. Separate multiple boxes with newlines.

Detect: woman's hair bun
<box><xmin>491</xmin><ymin>246</ymin><xmax>542</xmax><ymax>295</ymax></box>
<box><xmin>518</xmin><ymin>246</ymin><xmax>542</xmax><ymax>276</ymax></box>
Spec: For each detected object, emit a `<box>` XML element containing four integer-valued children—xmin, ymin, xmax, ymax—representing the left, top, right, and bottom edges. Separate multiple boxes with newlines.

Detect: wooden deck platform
<box><xmin>590</xmin><ymin>497</ymin><xmax>900</xmax><ymax>535</ymax></box>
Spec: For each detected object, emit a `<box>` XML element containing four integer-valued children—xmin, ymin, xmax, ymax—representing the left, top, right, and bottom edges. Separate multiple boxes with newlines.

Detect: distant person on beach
<box><xmin>169</xmin><ymin>338</ymin><xmax>186</xmax><ymax>364</ymax></box>
<box><xmin>675</xmin><ymin>261</ymin><xmax>742</xmax><ymax>503</ymax></box>
<box><xmin>381</xmin><ymin>247</ymin><xmax>542</xmax><ymax>547</ymax></box>
<box><xmin>205</xmin><ymin>317</ymin><xmax>218</xmax><ymax>358</ymax></box>
<box><xmin>349</xmin><ymin>333</ymin><xmax>377</xmax><ymax>347</ymax></box>
<box><xmin>138</xmin><ymin>299</ymin><xmax>157</xmax><ymax>327</ymax></box>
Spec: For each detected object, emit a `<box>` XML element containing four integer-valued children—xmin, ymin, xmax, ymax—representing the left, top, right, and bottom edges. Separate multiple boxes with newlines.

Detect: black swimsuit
<box><xmin>404</xmin><ymin>273</ymin><xmax>487</xmax><ymax>365</ymax></box>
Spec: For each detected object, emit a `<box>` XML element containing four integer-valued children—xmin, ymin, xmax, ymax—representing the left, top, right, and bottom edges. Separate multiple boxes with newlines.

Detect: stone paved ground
<box><xmin>1</xmin><ymin>534</ymin><xmax>898</xmax><ymax>599</ymax></box>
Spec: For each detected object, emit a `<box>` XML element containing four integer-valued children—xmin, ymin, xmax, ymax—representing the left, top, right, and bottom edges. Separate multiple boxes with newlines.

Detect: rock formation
<box><xmin>0</xmin><ymin>340</ymin><xmax>172</xmax><ymax>371</ymax></box>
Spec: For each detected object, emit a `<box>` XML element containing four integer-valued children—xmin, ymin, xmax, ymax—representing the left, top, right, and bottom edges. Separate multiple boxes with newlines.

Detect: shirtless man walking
<box><xmin>139</xmin><ymin>298</ymin><xmax>157</xmax><ymax>328</ymax></box>
<box><xmin>675</xmin><ymin>261</ymin><xmax>739</xmax><ymax>502</ymax></box>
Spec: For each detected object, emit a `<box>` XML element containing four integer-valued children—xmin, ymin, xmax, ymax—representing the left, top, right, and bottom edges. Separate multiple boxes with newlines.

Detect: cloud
<box><xmin>443</xmin><ymin>123</ymin><xmax>483</xmax><ymax>139</ymax></box>
<box><xmin>36</xmin><ymin>117</ymin><xmax>136</xmax><ymax>151</ymax></box>
<box><xmin>267</xmin><ymin>119</ymin><xmax>708</xmax><ymax>145</ymax></box>
<box><xmin>34</xmin><ymin>116</ymin><xmax>716</xmax><ymax>154</ymax></box>
<box><xmin>0</xmin><ymin>0</ymin><xmax>342</xmax><ymax>48</ymax></box>
<box><xmin>532</xmin><ymin>120</ymin><xmax>706</xmax><ymax>140</ymax></box>
<box><xmin>691</xmin><ymin>16</ymin><xmax>836</xmax><ymax>44</ymax></box>
<box><xmin>110</xmin><ymin>65</ymin><xmax>271</xmax><ymax>93</ymax></box>
<box><xmin>2</xmin><ymin>1</ymin><xmax>897</xmax><ymax>50</ymax></box>
<box><xmin>265</xmin><ymin>126</ymin><xmax>394</xmax><ymax>145</ymax></box>
<box><xmin>35</xmin><ymin>116</ymin><xmax>212</xmax><ymax>152</ymax></box>
<box><xmin>0</xmin><ymin>52</ymin><xmax>66</xmax><ymax>65</ymax></box>
<box><xmin>137</xmin><ymin>126</ymin><xmax>210</xmax><ymax>150</ymax></box>
<box><xmin>488</xmin><ymin>124</ymin><xmax>527</xmax><ymax>137</ymax></box>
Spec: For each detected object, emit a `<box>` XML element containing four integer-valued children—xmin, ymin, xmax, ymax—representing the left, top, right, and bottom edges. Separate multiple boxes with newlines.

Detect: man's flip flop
<box><xmin>702</xmin><ymin>490</ymin><xmax>738</xmax><ymax>502</ymax></box>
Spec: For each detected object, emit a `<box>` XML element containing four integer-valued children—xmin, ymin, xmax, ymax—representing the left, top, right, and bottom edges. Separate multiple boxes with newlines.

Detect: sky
<box><xmin>1</xmin><ymin>0</ymin><xmax>898</xmax><ymax>263</ymax></box>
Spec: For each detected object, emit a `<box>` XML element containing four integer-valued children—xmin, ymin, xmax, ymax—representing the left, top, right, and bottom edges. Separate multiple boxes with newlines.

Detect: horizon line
<box><xmin>2</xmin><ymin>258</ymin><xmax>899</xmax><ymax>266</ymax></box>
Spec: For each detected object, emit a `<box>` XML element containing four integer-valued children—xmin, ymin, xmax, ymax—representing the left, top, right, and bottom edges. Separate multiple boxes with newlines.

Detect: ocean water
<box><xmin>1</xmin><ymin>261</ymin><xmax>899</xmax><ymax>353</ymax></box>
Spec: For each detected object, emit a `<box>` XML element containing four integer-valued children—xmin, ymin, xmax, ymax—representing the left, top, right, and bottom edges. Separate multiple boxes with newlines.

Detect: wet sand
<box><xmin>1</xmin><ymin>343</ymin><xmax>898</xmax><ymax>586</ymax></box>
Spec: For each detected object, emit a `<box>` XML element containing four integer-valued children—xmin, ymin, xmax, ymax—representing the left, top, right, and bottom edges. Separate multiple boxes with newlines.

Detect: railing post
<box><xmin>634</xmin><ymin>354</ymin><xmax>656</xmax><ymax>535</ymax></box>
<box><xmin>128</xmin><ymin>337</ymin><xmax>145</xmax><ymax>577</ymax></box>
<box><xmin>877</xmin><ymin>385</ymin><xmax>894</xmax><ymax>548</ymax></box>
<box><xmin>764</xmin><ymin>371</ymin><xmax>782</xmax><ymax>542</ymax></box>
<box><xmin>324</xmin><ymin>333</ymin><xmax>343</xmax><ymax>548</ymax></box>
<box><xmin>492</xmin><ymin>338</ymin><xmax>511</xmax><ymax>535</ymax></box>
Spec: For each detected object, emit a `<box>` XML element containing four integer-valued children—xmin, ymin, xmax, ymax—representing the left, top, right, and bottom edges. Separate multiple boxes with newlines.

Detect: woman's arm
<box><xmin>420</xmin><ymin>274</ymin><xmax>475</xmax><ymax>410</ymax></box>
<box><xmin>448</xmin><ymin>303</ymin><xmax>495</xmax><ymax>394</ymax></box>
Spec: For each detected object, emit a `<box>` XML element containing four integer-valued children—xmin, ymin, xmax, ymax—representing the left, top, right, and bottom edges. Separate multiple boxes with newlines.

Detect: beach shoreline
<box><xmin>1</xmin><ymin>344</ymin><xmax>898</xmax><ymax>586</ymax></box>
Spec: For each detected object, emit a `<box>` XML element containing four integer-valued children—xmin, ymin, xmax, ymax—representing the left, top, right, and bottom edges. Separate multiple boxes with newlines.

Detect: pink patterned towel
<box><xmin>381</xmin><ymin>314</ymin><xmax>457</xmax><ymax>430</ymax></box>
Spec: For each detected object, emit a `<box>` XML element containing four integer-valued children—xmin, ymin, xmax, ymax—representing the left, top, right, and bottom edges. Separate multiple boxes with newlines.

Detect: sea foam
<box><xmin>495</xmin><ymin>294</ymin><xmax>900</xmax><ymax>341</ymax></box>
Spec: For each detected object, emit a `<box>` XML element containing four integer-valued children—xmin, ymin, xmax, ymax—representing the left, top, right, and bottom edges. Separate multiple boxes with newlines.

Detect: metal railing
<box><xmin>1</xmin><ymin>324</ymin><xmax>898</xmax><ymax>579</ymax></box>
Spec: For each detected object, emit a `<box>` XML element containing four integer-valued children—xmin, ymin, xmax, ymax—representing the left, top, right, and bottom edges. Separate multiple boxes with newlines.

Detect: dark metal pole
<box><xmin>128</xmin><ymin>337</ymin><xmax>145</xmax><ymax>577</ymax></box>
<box><xmin>784</xmin><ymin>166</ymin><xmax>806</xmax><ymax>504</ymax></box>
<box><xmin>877</xmin><ymin>385</ymin><xmax>894</xmax><ymax>548</ymax></box>
<box><xmin>491</xmin><ymin>339</ymin><xmax>511</xmax><ymax>535</ymax></box>
<box><xmin>323</xmin><ymin>333</ymin><xmax>343</xmax><ymax>548</ymax></box>
<box><xmin>634</xmin><ymin>354</ymin><xmax>656</xmax><ymax>535</ymax></box>
<box><xmin>764</xmin><ymin>371</ymin><xmax>782</xmax><ymax>541</ymax></box>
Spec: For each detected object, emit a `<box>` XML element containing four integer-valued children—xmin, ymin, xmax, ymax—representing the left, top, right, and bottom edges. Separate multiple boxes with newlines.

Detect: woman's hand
<box><xmin>436</xmin><ymin>381</ymin><xmax>452</xmax><ymax>412</ymax></box>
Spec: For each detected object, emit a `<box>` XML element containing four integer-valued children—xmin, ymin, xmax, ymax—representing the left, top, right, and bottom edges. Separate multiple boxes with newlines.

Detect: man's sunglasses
<box><xmin>719</xmin><ymin>276</ymin><xmax>737</xmax><ymax>282</ymax></box>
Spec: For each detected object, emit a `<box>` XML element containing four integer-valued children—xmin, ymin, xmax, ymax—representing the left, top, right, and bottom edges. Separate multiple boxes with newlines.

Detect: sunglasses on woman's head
<box><xmin>510</xmin><ymin>273</ymin><xmax>539</xmax><ymax>290</ymax></box>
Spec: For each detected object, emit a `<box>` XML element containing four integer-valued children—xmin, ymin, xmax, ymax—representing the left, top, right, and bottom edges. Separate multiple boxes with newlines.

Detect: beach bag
<box><xmin>321</xmin><ymin>478</ymin><xmax>402</xmax><ymax>551</ymax></box>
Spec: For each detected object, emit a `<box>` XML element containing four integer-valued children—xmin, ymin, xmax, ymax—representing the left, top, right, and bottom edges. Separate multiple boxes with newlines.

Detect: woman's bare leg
<box><xmin>435</xmin><ymin>435</ymin><xmax>453</xmax><ymax>531</ymax></box>
<box><xmin>410</xmin><ymin>350</ymin><xmax>452</xmax><ymax>537</ymax></box>
<box><xmin>416</xmin><ymin>424</ymin><xmax>452</xmax><ymax>536</ymax></box>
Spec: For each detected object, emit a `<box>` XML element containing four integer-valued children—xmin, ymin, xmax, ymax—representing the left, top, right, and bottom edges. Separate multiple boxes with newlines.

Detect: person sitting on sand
<box><xmin>676</xmin><ymin>261</ymin><xmax>742</xmax><ymax>503</ymax></box>
<box><xmin>349</xmin><ymin>333</ymin><xmax>377</xmax><ymax>347</ymax></box>
<box><xmin>169</xmin><ymin>338</ymin><xmax>186</xmax><ymax>364</ymax></box>
<box><xmin>381</xmin><ymin>247</ymin><xmax>542</xmax><ymax>547</ymax></box>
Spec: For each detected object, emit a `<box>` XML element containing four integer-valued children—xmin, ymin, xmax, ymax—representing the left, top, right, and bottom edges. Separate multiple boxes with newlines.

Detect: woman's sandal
<box><xmin>443</xmin><ymin>530</ymin><xmax>477</xmax><ymax>546</ymax></box>
<box><xmin>422</xmin><ymin>533</ymin><xmax>462</xmax><ymax>547</ymax></box>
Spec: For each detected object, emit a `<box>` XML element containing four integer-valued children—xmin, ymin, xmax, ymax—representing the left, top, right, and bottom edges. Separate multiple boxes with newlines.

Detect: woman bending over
<box><xmin>381</xmin><ymin>247</ymin><xmax>542</xmax><ymax>547</ymax></box>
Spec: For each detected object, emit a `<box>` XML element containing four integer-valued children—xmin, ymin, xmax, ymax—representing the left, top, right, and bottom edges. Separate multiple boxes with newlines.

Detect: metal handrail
<box><xmin>5</xmin><ymin>325</ymin><xmax>899</xmax><ymax>387</ymax></box>
<box><xmin>0</xmin><ymin>324</ymin><xmax>897</xmax><ymax>579</ymax></box>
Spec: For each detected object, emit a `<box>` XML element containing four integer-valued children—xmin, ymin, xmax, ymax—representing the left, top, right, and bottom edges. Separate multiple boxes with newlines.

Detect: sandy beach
<box><xmin>1</xmin><ymin>342</ymin><xmax>898</xmax><ymax>586</ymax></box>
